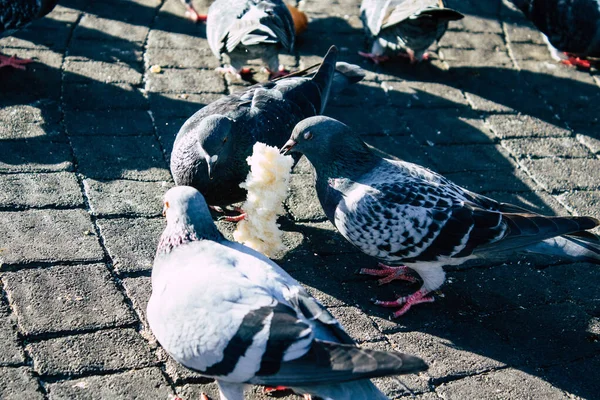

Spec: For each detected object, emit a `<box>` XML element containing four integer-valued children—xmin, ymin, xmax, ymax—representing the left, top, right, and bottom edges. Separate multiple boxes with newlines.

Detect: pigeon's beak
<box><xmin>206</xmin><ymin>155</ymin><xmax>218</xmax><ymax>180</ymax></box>
<box><xmin>280</xmin><ymin>139</ymin><xmax>297</xmax><ymax>155</ymax></box>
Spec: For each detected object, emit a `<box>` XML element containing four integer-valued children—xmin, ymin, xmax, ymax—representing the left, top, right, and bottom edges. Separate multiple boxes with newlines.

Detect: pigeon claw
<box><xmin>0</xmin><ymin>55</ymin><xmax>33</xmax><ymax>70</ymax></box>
<box><xmin>373</xmin><ymin>289</ymin><xmax>435</xmax><ymax>318</ymax></box>
<box><xmin>561</xmin><ymin>53</ymin><xmax>592</xmax><ymax>69</ymax></box>
<box><xmin>267</xmin><ymin>65</ymin><xmax>291</xmax><ymax>80</ymax></box>
<box><xmin>360</xmin><ymin>263</ymin><xmax>417</xmax><ymax>285</ymax></box>
<box><xmin>358</xmin><ymin>51</ymin><xmax>390</xmax><ymax>64</ymax></box>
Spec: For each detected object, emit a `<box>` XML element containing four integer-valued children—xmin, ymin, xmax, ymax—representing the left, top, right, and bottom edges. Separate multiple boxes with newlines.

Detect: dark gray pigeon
<box><xmin>170</xmin><ymin>46</ymin><xmax>364</xmax><ymax>207</ymax></box>
<box><xmin>359</xmin><ymin>0</ymin><xmax>463</xmax><ymax>64</ymax></box>
<box><xmin>510</xmin><ymin>0</ymin><xmax>600</xmax><ymax>68</ymax></box>
<box><xmin>206</xmin><ymin>0</ymin><xmax>295</xmax><ymax>78</ymax></box>
<box><xmin>281</xmin><ymin>116</ymin><xmax>600</xmax><ymax>317</ymax></box>
<box><xmin>0</xmin><ymin>0</ymin><xmax>59</xmax><ymax>69</ymax></box>
<box><xmin>147</xmin><ymin>186</ymin><xmax>428</xmax><ymax>400</ymax></box>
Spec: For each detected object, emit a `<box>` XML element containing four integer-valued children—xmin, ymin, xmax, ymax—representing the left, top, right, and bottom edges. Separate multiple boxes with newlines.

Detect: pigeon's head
<box><xmin>197</xmin><ymin>115</ymin><xmax>234</xmax><ymax>180</ymax></box>
<box><xmin>162</xmin><ymin>186</ymin><xmax>220</xmax><ymax>239</ymax></box>
<box><xmin>281</xmin><ymin>116</ymin><xmax>352</xmax><ymax>159</ymax></box>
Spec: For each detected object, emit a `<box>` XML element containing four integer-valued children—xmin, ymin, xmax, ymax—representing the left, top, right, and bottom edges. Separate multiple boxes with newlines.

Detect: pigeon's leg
<box><xmin>561</xmin><ymin>53</ymin><xmax>592</xmax><ymax>69</ymax></box>
<box><xmin>358</xmin><ymin>51</ymin><xmax>390</xmax><ymax>64</ymax></box>
<box><xmin>360</xmin><ymin>263</ymin><xmax>417</xmax><ymax>285</ymax></box>
<box><xmin>373</xmin><ymin>288</ymin><xmax>435</xmax><ymax>318</ymax></box>
<box><xmin>180</xmin><ymin>0</ymin><xmax>207</xmax><ymax>22</ymax></box>
<box><xmin>212</xmin><ymin>205</ymin><xmax>247</xmax><ymax>222</ymax></box>
<box><xmin>0</xmin><ymin>54</ymin><xmax>33</xmax><ymax>70</ymax></box>
<box><xmin>216</xmin><ymin>65</ymin><xmax>253</xmax><ymax>80</ymax></box>
<box><xmin>267</xmin><ymin>65</ymin><xmax>291</xmax><ymax>79</ymax></box>
<box><xmin>264</xmin><ymin>386</ymin><xmax>311</xmax><ymax>399</ymax></box>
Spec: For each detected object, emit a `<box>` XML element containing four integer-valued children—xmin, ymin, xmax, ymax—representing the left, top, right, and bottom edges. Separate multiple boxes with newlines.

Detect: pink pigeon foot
<box><xmin>212</xmin><ymin>205</ymin><xmax>246</xmax><ymax>222</ymax></box>
<box><xmin>0</xmin><ymin>54</ymin><xmax>33</xmax><ymax>70</ymax></box>
<box><xmin>267</xmin><ymin>65</ymin><xmax>290</xmax><ymax>79</ymax></box>
<box><xmin>373</xmin><ymin>288</ymin><xmax>435</xmax><ymax>318</ymax></box>
<box><xmin>184</xmin><ymin>4</ymin><xmax>207</xmax><ymax>23</ymax></box>
<box><xmin>561</xmin><ymin>53</ymin><xmax>591</xmax><ymax>69</ymax></box>
<box><xmin>358</xmin><ymin>51</ymin><xmax>390</xmax><ymax>64</ymax></box>
<box><xmin>200</xmin><ymin>393</ymin><xmax>210</xmax><ymax>400</ymax></box>
<box><xmin>360</xmin><ymin>263</ymin><xmax>417</xmax><ymax>285</ymax></box>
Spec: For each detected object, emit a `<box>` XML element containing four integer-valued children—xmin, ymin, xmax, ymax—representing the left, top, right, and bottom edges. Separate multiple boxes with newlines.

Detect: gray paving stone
<box><xmin>0</xmin><ymin>101</ymin><xmax>62</xmax><ymax>140</ymax></box>
<box><xmin>443</xmin><ymin>169</ymin><xmax>536</xmax><ymax>193</ymax></box>
<box><xmin>436</xmin><ymin>368</ymin><xmax>567</xmax><ymax>399</ymax></box>
<box><xmin>0</xmin><ymin>172</ymin><xmax>83</xmax><ymax>209</ymax></box>
<box><xmin>177</xmin><ymin>381</ymin><xmax>300</xmax><ymax>400</ymax></box>
<box><xmin>326</xmin><ymin>106</ymin><xmax>406</xmax><ymax>136</ymax></box>
<box><xmin>439</xmin><ymin>32</ymin><xmax>506</xmax><ymax>51</ymax></box>
<box><xmin>71</xmin><ymin>136</ymin><xmax>170</xmax><ymax>181</ymax></box>
<box><xmin>28</xmin><ymin>328</ymin><xmax>155</xmax><ymax>376</ymax></box>
<box><xmin>556</xmin><ymin>190</ymin><xmax>600</xmax><ymax>220</ymax></box>
<box><xmin>0</xmin><ymin>50</ymin><xmax>62</xmax><ymax>102</ymax></box>
<box><xmin>541</xmin><ymin>355</ymin><xmax>600</xmax><ymax>399</ymax></box>
<box><xmin>63</xmin><ymin>82</ymin><xmax>146</xmax><ymax>110</ymax></box>
<box><xmin>510</xmin><ymin>43</ymin><xmax>551</xmax><ymax>61</ymax></box>
<box><xmin>146</xmin><ymin>68</ymin><xmax>226</xmax><ymax>94</ymax></box>
<box><xmin>0</xmin><ymin>302</ymin><xmax>24</xmax><ymax>366</ymax></box>
<box><xmin>121</xmin><ymin>276</ymin><xmax>151</xmax><ymax>331</ymax></box>
<box><xmin>84</xmin><ymin>179</ymin><xmax>171</xmax><ymax>217</ymax></box>
<box><xmin>148</xmin><ymin>93</ymin><xmax>220</xmax><ymax>118</ymax></box>
<box><xmin>0</xmin><ymin>367</ymin><xmax>43</xmax><ymax>399</ymax></box>
<box><xmin>328</xmin><ymin>306</ymin><xmax>384</xmax><ymax>343</ymax></box>
<box><xmin>98</xmin><ymin>217</ymin><xmax>164</xmax><ymax>275</ymax></box>
<box><xmin>502</xmin><ymin>137</ymin><xmax>592</xmax><ymax>159</ymax></box>
<box><xmin>486</xmin><ymin>114</ymin><xmax>570</xmax><ymax>139</ymax></box>
<box><xmin>0</xmin><ymin>209</ymin><xmax>103</xmax><ymax>266</ymax></box>
<box><xmin>86</xmin><ymin>0</ymin><xmax>157</xmax><ymax>25</ymax></box>
<box><xmin>405</xmin><ymin>109</ymin><xmax>494</xmax><ymax>145</ymax></box>
<box><xmin>441</xmin><ymin>47</ymin><xmax>512</xmax><ymax>67</ymax></box>
<box><xmin>64</xmin><ymin>60</ymin><xmax>143</xmax><ymax>84</ymax></box>
<box><xmin>285</xmin><ymin>174</ymin><xmax>326</xmax><ymax>222</ymax></box>
<box><xmin>67</xmin><ymin>39</ymin><xmax>143</xmax><ymax>64</ymax></box>
<box><xmin>65</xmin><ymin>109</ymin><xmax>154</xmax><ymax>136</ymax></box>
<box><xmin>2</xmin><ymin>264</ymin><xmax>136</xmax><ymax>336</ymax></box>
<box><xmin>383</xmin><ymin>81</ymin><xmax>468</xmax><ymax>109</ymax></box>
<box><xmin>47</xmin><ymin>367</ymin><xmax>174</xmax><ymax>400</ymax></box>
<box><xmin>542</xmin><ymin>263</ymin><xmax>600</xmax><ymax>312</ymax></box>
<box><xmin>575</xmin><ymin>133</ymin><xmax>600</xmax><ymax>154</ymax></box>
<box><xmin>426</xmin><ymin>144</ymin><xmax>515</xmax><ymax>174</ymax></box>
<box><xmin>0</xmin><ymin>140</ymin><xmax>73</xmax><ymax>173</ymax></box>
<box><xmin>154</xmin><ymin>116</ymin><xmax>188</xmax><ymax>163</ymax></box>
<box><xmin>504</xmin><ymin>21</ymin><xmax>545</xmax><ymax>44</ymax></box>
<box><xmin>74</xmin><ymin>15</ymin><xmax>149</xmax><ymax>43</ymax></box>
<box><xmin>147</xmin><ymin>30</ymin><xmax>211</xmax><ymax>49</ymax></box>
<box><xmin>451</xmin><ymin>16</ymin><xmax>503</xmax><ymax>33</ymax></box>
<box><xmin>145</xmin><ymin>47</ymin><xmax>220</xmax><ymax>69</ymax></box>
<box><xmin>522</xmin><ymin>158</ymin><xmax>600</xmax><ymax>192</ymax></box>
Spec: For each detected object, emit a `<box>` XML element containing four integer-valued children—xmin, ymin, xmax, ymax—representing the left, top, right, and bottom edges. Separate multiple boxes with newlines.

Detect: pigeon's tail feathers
<box><xmin>251</xmin><ymin>340</ymin><xmax>427</xmax><ymax>387</ymax></box>
<box><xmin>311</xmin><ymin>45</ymin><xmax>339</xmax><ymax>113</ymax></box>
<box><xmin>418</xmin><ymin>7</ymin><xmax>464</xmax><ymax>21</ymax></box>
<box><xmin>297</xmin><ymin>379</ymin><xmax>391</xmax><ymax>400</ymax></box>
<box><xmin>525</xmin><ymin>231</ymin><xmax>600</xmax><ymax>264</ymax></box>
<box><xmin>330</xmin><ymin>62</ymin><xmax>365</xmax><ymax>94</ymax></box>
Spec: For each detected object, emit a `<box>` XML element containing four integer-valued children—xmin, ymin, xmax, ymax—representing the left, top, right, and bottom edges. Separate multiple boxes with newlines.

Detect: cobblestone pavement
<box><xmin>1</xmin><ymin>0</ymin><xmax>599</xmax><ymax>398</ymax></box>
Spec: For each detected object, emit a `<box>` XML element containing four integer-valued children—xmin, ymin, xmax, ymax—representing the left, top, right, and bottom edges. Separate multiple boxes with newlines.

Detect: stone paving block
<box><xmin>0</xmin><ymin>172</ymin><xmax>83</xmax><ymax>209</ymax></box>
<box><xmin>145</xmin><ymin>47</ymin><xmax>220</xmax><ymax>69</ymax></box>
<box><xmin>147</xmin><ymin>30</ymin><xmax>210</xmax><ymax>49</ymax></box>
<box><xmin>329</xmin><ymin>80</ymin><xmax>389</xmax><ymax>108</ymax></box>
<box><xmin>64</xmin><ymin>60</ymin><xmax>143</xmax><ymax>84</ymax></box>
<box><xmin>383</xmin><ymin>81</ymin><xmax>468</xmax><ymax>109</ymax></box>
<box><xmin>405</xmin><ymin>109</ymin><xmax>494</xmax><ymax>145</ymax></box>
<box><xmin>426</xmin><ymin>144</ymin><xmax>515</xmax><ymax>174</ymax></box>
<box><xmin>326</xmin><ymin>106</ymin><xmax>406</xmax><ymax>136</ymax></box>
<box><xmin>63</xmin><ymin>82</ymin><xmax>146</xmax><ymax>110</ymax></box>
<box><xmin>522</xmin><ymin>158</ymin><xmax>600</xmax><ymax>192</ymax></box>
<box><xmin>541</xmin><ymin>355</ymin><xmax>600</xmax><ymax>399</ymax></box>
<box><xmin>306</xmin><ymin>12</ymin><xmax>363</xmax><ymax>33</ymax></box>
<box><xmin>148</xmin><ymin>93</ymin><xmax>219</xmax><ymax>118</ymax></box>
<box><xmin>363</xmin><ymin>136</ymin><xmax>437</xmax><ymax>169</ymax></box>
<box><xmin>439</xmin><ymin>32</ymin><xmax>506</xmax><ymax>51</ymax></box>
<box><xmin>0</xmin><ymin>209</ymin><xmax>103</xmax><ymax>266</ymax></box>
<box><xmin>178</xmin><ymin>380</ymin><xmax>301</xmax><ymax>400</ymax></box>
<box><xmin>327</xmin><ymin>306</ymin><xmax>384</xmax><ymax>343</ymax></box>
<box><xmin>155</xmin><ymin>117</ymin><xmax>189</xmax><ymax>162</ymax></box>
<box><xmin>294</xmin><ymin>221</ymin><xmax>358</xmax><ymax>256</ymax></box>
<box><xmin>65</xmin><ymin>109</ymin><xmax>154</xmax><ymax>136</ymax></box>
<box><xmin>0</xmin><ymin>101</ymin><xmax>62</xmax><ymax>140</ymax></box>
<box><xmin>576</xmin><ymin>133</ymin><xmax>600</xmax><ymax>154</ymax></box>
<box><xmin>0</xmin><ymin>50</ymin><xmax>62</xmax><ymax>102</ymax></box>
<box><xmin>481</xmin><ymin>303</ymin><xmax>600</xmax><ymax>367</ymax></box>
<box><xmin>436</xmin><ymin>368</ymin><xmax>567</xmax><ymax>399</ymax></box>
<box><xmin>71</xmin><ymin>136</ymin><xmax>170</xmax><ymax>181</ymax></box>
<box><xmin>146</xmin><ymin>68</ymin><xmax>226</xmax><ymax>94</ymax></box>
<box><xmin>441</xmin><ymin>47</ymin><xmax>512</xmax><ymax>67</ymax></box>
<box><xmin>502</xmin><ymin>137</ymin><xmax>592</xmax><ymax>159</ymax></box>
<box><xmin>447</xmin><ymin>0</ymin><xmax>502</xmax><ymax>16</ymax></box>
<box><xmin>47</xmin><ymin>367</ymin><xmax>174</xmax><ymax>400</ymax></box>
<box><xmin>86</xmin><ymin>0</ymin><xmax>157</xmax><ymax>25</ymax></box>
<box><xmin>556</xmin><ymin>190</ymin><xmax>600</xmax><ymax>221</ymax></box>
<box><xmin>98</xmin><ymin>217</ymin><xmax>164</xmax><ymax>275</ymax></box>
<box><xmin>504</xmin><ymin>21</ymin><xmax>545</xmax><ymax>44</ymax></box>
<box><xmin>450</xmin><ymin>16</ymin><xmax>503</xmax><ymax>33</ymax></box>
<box><xmin>121</xmin><ymin>276</ymin><xmax>151</xmax><ymax>330</ymax></box>
<box><xmin>0</xmin><ymin>140</ymin><xmax>73</xmax><ymax>173</ymax></box>
<box><xmin>75</xmin><ymin>15</ymin><xmax>149</xmax><ymax>43</ymax></box>
<box><xmin>67</xmin><ymin>39</ymin><xmax>143</xmax><ymax>64</ymax></box>
<box><xmin>3</xmin><ymin>264</ymin><xmax>136</xmax><ymax>336</ymax></box>
<box><xmin>486</xmin><ymin>114</ymin><xmax>570</xmax><ymax>139</ymax></box>
<box><xmin>84</xmin><ymin>179</ymin><xmax>171</xmax><ymax>217</ymax></box>
<box><xmin>0</xmin><ymin>21</ymin><xmax>72</xmax><ymax>51</ymax></box>
<box><xmin>0</xmin><ymin>302</ymin><xmax>24</xmax><ymax>366</ymax></box>
<box><xmin>285</xmin><ymin>174</ymin><xmax>326</xmax><ymax>222</ymax></box>
<box><xmin>28</xmin><ymin>328</ymin><xmax>155</xmax><ymax>376</ymax></box>
<box><xmin>510</xmin><ymin>43</ymin><xmax>551</xmax><ymax>61</ymax></box>
<box><xmin>442</xmin><ymin>169</ymin><xmax>536</xmax><ymax>193</ymax></box>
<box><xmin>0</xmin><ymin>367</ymin><xmax>43</xmax><ymax>399</ymax></box>
<box><xmin>541</xmin><ymin>262</ymin><xmax>600</xmax><ymax>312</ymax></box>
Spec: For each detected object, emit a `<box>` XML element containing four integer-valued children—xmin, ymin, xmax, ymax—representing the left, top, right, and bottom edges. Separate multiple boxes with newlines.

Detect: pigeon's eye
<box><xmin>304</xmin><ymin>132</ymin><xmax>313</xmax><ymax>140</ymax></box>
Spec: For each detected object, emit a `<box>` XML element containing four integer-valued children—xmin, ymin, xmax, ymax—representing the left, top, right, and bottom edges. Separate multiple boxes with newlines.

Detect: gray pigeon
<box><xmin>510</xmin><ymin>0</ymin><xmax>600</xmax><ymax>68</ymax></box>
<box><xmin>170</xmin><ymin>46</ymin><xmax>364</xmax><ymax>207</ymax></box>
<box><xmin>147</xmin><ymin>186</ymin><xmax>428</xmax><ymax>400</ymax></box>
<box><xmin>281</xmin><ymin>116</ymin><xmax>600</xmax><ymax>317</ymax></box>
<box><xmin>359</xmin><ymin>0</ymin><xmax>464</xmax><ymax>64</ymax></box>
<box><xmin>1</xmin><ymin>0</ymin><xmax>59</xmax><ymax>69</ymax></box>
<box><xmin>206</xmin><ymin>0</ymin><xmax>295</xmax><ymax>78</ymax></box>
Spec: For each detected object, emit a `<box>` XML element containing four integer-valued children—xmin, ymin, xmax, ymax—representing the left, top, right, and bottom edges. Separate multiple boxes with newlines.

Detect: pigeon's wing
<box><xmin>360</xmin><ymin>0</ymin><xmax>393</xmax><ymax>36</ymax></box>
<box><xmin>206</xmin><ymin>0</ymin><xmax>251</xmax><ymax>57</ymax></box>
<box><xmin>380</xmin><ymin>0</ymin><xmax>462</xmax><ymax>30</ymax></box>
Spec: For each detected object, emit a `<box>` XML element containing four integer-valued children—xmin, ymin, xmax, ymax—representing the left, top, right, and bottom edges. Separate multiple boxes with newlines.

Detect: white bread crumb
<box><xmin>233</xmin><ymin>142</ymin><xmax>294</xmax><ymax>257</ymax></box>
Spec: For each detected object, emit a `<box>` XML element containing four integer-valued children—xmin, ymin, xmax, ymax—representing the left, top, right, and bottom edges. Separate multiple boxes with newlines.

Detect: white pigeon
<box><xmin>147</xmin><ymin>186</ymin><xmax>428</xmax><ymax>400</ymax></box>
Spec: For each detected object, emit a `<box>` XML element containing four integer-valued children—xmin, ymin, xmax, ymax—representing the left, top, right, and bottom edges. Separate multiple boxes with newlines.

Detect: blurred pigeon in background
<box><xmin>148</xmin><ymin>186</ymin><xmax>429</xmax><ymax>400</ymax></box>
<box><xmin>206</xmin><ymin>0</ymin><xmax>295</xmax><ymax>79</ymax></box>
<box><xmin>178</xmin><ymin>0</ymin><xmax>206</xmax><ymax>23</ymax></box>
<box><xmin>170</xmin><ymin>46</ymin><xmax>364</xmax><ymax>207</ymax></box>
<box><xmin>281</xmin><ymin>116</ymin><xmax>600</xmax><ymax>317</ymax></box>
<box><xmin>0</xmin><ymin>0</ymin><xmax>59</xmax><ymax>69</ymax></box>
<box><xmin>359</xmin><ymin>0</ymin><xmax>464</xmax><ymax>64</ymax></box>
<box><xmin>509</xmin><ymin>0</ymin><xmax>600</xmax><ymax>68</ymax></box>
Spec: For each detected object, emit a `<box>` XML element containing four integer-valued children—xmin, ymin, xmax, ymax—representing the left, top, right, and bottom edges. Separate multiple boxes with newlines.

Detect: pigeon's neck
<box><xmin>310</xmin><ymin>140</ymin><xmax>380</xmax><ymax>181</ymax></box>
<box><xmin>156</xmin><ymin>219</ymin><xmax>222</xmax><ymax>255</ymax></box>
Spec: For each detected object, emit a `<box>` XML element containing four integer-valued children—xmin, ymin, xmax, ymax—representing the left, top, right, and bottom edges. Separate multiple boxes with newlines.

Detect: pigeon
<box><xmin>170</xmin><ymin>46</ymin><xmax>364</xmax><ymax>207</ymax></box>
<box><xmin>147</xmin><ymin>186</ymin><xmax>429</xmax><ymax>400</ymax></box>
<box><xmin>0</xmin><ymin>0</ymin><xmax>59</xmax><ymax>69</ymax></box>
<box><xmin>359</xmin><ymin>0</ymin><xmax>464</xmax><ymax>64</ymax></box>
<box><xmin>281</xmin><ymin>116</ymin><xmax>600</xmax><ymax>317</ymax></box>
<box><xmin>509</xmin><ymin>0</ymin><xmax>600</xmax><ymax>68</ymax></box>
<box><xmin>206</xmin><ymin>0</ymin><xmax>295</xmax><ymax>79</ymax></box>
<box><xmin>178</xmin><ymin>0</ymin><xmax>206</xmax><ymax>23</ymax></box>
